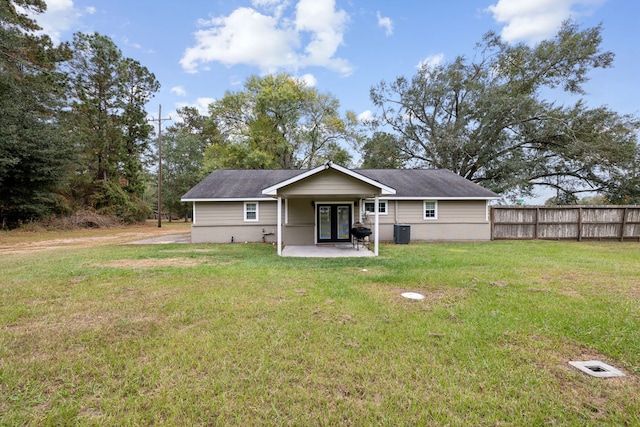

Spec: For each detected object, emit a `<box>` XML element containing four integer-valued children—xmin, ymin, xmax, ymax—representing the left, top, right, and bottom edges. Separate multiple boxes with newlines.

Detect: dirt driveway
<box><xmin>0</xmin><ymin>225</ymin><xmax>190</xmax><ymax>255</ymax></box>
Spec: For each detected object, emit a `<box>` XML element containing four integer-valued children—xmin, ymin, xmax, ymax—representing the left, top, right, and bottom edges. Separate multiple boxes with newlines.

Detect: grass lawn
<box><xmin>1</xmin><ymin>231</ymin><xmax>639</xmax><ymax>425</ymax></box>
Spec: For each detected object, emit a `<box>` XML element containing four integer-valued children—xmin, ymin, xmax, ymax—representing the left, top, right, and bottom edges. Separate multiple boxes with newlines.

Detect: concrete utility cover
<box><xmin>569</xmin><ymin>360</ymin><xmax>625</xmax><ymax>378</ymax></box>
<box><xmin>401</xmin><ymin>292</ymin><xmax>425</xmax><ymax>300</ymax></box>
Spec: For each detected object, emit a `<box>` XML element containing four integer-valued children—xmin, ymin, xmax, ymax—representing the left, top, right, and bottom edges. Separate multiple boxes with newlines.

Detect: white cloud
<box><xmin>376</xmin><ymin>11</ymin><xmax>393</xmax><ymax>36</ymax></box>
<box><xmin>299</xmin><ymin>73</ymin><xmax>317</xmax><ymax>87</ymax></box>
<box><xmin>181</xmin><ymin>0</ymin><xmax>352</xmax><ymax>76</ymax></box>
<box><xmin>358</xmin><ymin>110</ymin><xmax>374</xmax><ymax>123</ymax></box>
<box><xmin>487</xmin><ymin>0</ymin><xmax>605</xmax><ymax>44</ymax></box>
<box><xmin>194</xmin><ymin>97</ymin><xmax>216</xmax><ymax>114</ymax></box>
<box><xmin>122</xmin><ymin>37</ymin><xmax>142</xmax><ymax>50</ymax></box>
<box><xmin>417</xmin><ymin>53</ymin><xmax>445</xmax><ymax>70</ymax></box>
<box><xmin>26</xmin><ymin>0</ymin><xmax>82</xmax><ymax>44</ymax></box>
<box><xmin>171</xmin><ymin>86</ymin><xmax>187</xmax><ymax>97</ymax></box>
<box><xmin>175</xmin><ymin>97</ymin><xmax>216</xmax><ymax>115</ymax></box>
<box><xmin>295</xmin><ymin>0</ymin><xmax>351</xmax><ymax>73</ymax></box>
<box><xmin>181</xmin><ymin>7</ymin><xmax>298</xmax><ymax>74</ymax></box>
<box><xmin>252</xmin><ymin>0</ymin><xmax>283</xmax><ymax>6</ymax></box>
<box><xmin>251</xmin><ymin>0</ymin><xmax>289</xmax><ymax>19</ymax></box>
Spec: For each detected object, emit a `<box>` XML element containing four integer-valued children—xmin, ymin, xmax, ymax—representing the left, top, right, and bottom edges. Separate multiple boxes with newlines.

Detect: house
<box><xmin>181</xmin><ymin>162</ymin><xmax>499</xmax><ymax>255</ymax></box>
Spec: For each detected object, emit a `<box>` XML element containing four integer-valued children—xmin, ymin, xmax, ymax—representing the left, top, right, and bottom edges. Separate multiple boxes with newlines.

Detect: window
<box><xmin>424</xmin><ymin>201</ymin><xmax>437</xmax><ymax>220</ymax></box>
<box><xmin>364</xmin><ymin>201</ymin><xmax>387</xmax><ymax>215</ymax></box>
<box><xmin>244</xmin><ymin>202</ymin><xmax>258</xmax><ymax>221</ymax></box>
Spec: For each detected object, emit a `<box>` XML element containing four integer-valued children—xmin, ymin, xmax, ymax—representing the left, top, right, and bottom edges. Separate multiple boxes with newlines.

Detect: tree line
<box><xmin>1</xmin><ymin>1</ymin><xmax>158</xmax><ymax>228</ymax></box>
<box><xmin>368</xmin><ymin>21</ymin><xmax>640</xmax><ymax>205</ymax></box>
<box><xmin>2</xmin><ymin>1</ymin><xmax>638</xmax><ymax>228</ymax></box>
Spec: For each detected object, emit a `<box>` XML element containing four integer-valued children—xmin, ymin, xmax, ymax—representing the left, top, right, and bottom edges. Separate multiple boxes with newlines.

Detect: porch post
<box><xmin>277</xmin><ymin>196</ymin><xmax>283</xmax><ymax>256</ymax></box>
<box><xmin>374</xmin><ymin>196</ymin><xmax>380</xmax><ymax>256</ymax></box>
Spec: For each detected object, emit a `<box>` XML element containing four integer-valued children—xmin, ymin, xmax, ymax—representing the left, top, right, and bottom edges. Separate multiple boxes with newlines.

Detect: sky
<box><xmin>28</xmin><ymin>0</ymin><xmax>640</xmax><ymax>200</ymax></box>
<box><xmin>30</xmin><ymin>0</ymin><xmax>639</xmax><ymax>118</ymax></box>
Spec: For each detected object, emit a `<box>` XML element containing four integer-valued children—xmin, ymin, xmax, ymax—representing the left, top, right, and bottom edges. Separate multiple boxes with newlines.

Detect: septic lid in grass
<box><xmin>569</xmin><ymin>360</ymin><xmax>625</xmax><ymax>378</ymax></box>
<box><xmin>401</xmin><ymin>292</ymin><xmax>425</xmax><ymax>300</ymax></box>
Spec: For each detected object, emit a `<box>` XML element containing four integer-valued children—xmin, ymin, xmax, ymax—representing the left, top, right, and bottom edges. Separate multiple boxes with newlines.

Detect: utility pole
<box><xmin>149</xmin><ymin>105</ymin><xmax>171</xmax><ymax>227</ymax></box>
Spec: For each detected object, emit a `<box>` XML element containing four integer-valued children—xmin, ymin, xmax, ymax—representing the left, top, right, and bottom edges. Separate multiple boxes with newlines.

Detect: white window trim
<box><xmin>363</xmin><ymin>200</ymin><xmax>388</xmax><ymax>215</ymax></box>
<box><xmin>423</xmin><ymin>200</ymin><xmax>438</xmax><ymax>220</ymax></box>
<box><xmin>244</xmin><ymin>201</ymin><xmax>259</xmax><ymax>222</ymax></box>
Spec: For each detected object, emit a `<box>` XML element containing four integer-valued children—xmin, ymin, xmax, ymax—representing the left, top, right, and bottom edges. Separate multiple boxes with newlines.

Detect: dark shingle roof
<box><xmin>181</xmin><ymin>168</ymin><xmax>498</xmax><ymax>200</ymax></box>
<box><xmin>357</xmin><ymin>169</ymin><xmax>498</xmax><ymax>198</ymax></box>
<box><xmin>182</xmin><ymin>169</ymin><xmax>306</xmax><ymax>199</ymax></box>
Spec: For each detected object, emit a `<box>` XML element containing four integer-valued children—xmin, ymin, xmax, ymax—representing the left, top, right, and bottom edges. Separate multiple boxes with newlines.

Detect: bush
<box><xmin>92</xmin><ymin>180</ymin><xmax>151</xmax><ymax>224</ymax></box>
<box><xmin>51</xmin><ymin>210</ymin><xmax>123</xmax><ymax>229</ymax></box>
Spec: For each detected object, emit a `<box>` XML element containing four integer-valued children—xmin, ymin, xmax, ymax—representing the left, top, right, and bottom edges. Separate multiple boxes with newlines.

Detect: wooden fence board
<box><xmin>491</xmin><ymin>206</ymin><xmax>640</xmax><ymax>241</ymax></box>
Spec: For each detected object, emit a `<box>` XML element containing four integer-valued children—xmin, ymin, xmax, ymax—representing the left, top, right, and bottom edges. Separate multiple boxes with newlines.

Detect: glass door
<box><xmin>318</xmin><ymin>205</ymin><xmax>332</xmax><ymax>241</ymax></box>
<box><xmin>337</xmin><ymin>206</ymin><xmax>351</xmax><ymax>240</ymax></box>
<box><xmin>317</xmin><ymin>204</ymin><xmax>352</xmax><ymax>243</ymax></box>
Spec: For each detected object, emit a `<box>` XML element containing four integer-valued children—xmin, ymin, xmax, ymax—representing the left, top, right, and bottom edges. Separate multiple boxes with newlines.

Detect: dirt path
<box><xmin>0</xmin><ymin>226</ymin><xmax>190</xmax><ymax>255</ymax></box>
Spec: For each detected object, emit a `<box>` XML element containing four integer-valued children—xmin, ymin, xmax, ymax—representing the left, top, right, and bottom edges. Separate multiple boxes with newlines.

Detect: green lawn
<box><xmin>1</xmin><ymin>236</ymin><xmax>639</xmax><ymax>426</ymax></box>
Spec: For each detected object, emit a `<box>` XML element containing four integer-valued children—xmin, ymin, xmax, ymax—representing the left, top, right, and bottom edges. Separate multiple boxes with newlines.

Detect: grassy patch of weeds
<box><xmin>1</xmin><ymin>239</ymin><xmax>639</xmax><ymax>425</ymax></box>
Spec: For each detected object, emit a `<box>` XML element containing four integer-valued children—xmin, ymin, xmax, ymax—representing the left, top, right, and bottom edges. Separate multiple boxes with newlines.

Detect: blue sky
<box><xmin>28</xmin><ymin>0</ymin><xmax>639</xmax><ymax>202</ymax></box>
<box><xmin>32</xmin><ymin>0</ymin><xmax>639</xmax><ymax>125</ymax></box>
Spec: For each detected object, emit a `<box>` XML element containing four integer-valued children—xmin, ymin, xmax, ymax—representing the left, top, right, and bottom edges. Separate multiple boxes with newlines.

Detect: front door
<box><xmin>317</xmin><ymin>204</ymin><xmax>352</xmax><ymax>243</ymax></box>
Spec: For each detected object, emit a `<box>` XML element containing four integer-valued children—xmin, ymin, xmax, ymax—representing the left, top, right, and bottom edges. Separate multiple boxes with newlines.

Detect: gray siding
<box><xmin>195</xmin><ymin>201</ymin><xmax>277</xmax><ymax>226</ymax></box>
<box><xmin>283</xmin><ymin>198</ymin><xmax>315</xmax><ymax>245</ymax></box>
<box><xmin>193</xmin><ymin>201</ymin><xmax>278</xmax><ymax>243</ymax></box>
<box><xmin>378</xmin><ymin>200</ymin><xmax>487</xmax><ymax>224</ymax></box>
<box><xmin>190</xmin><ymin>199</ymin><xmax>491</xmax><ymax>244</ymax></box>
<box><xmin>362</xmin><ymin>200</ymin><xmax>490</xmax><ymax>242</ymax></box>
<box><xmin>191</xmin><ymin>225</ymin><xmax>277</xmax><ymax>244</ymax></box>
<box><xmin>286</xmin><ymin>198</ymin><xmax>314</xmax><ymax>226</ymax></box>
<box><xmin>374</xmin><ymin>223</ymin><xmax>491</xmax><ymax>242</ymax></box>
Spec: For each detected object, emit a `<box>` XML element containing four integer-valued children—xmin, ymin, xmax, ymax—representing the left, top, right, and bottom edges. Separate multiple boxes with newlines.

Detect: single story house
<box><xmin>181</xmin><ymin>162</ymin><xmax>499</xmax><ymax>255</ymax></box>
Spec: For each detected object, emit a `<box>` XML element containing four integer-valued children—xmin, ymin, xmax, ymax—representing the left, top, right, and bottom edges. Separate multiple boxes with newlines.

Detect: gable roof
<box><xmin>261</xmin><ymin>162</ymin><xmax>395</xmax><ymax>196</ymax></box>
<box><xmin>181</xmin><ymin>167</ymin><xmax>499</xmax><ymax>201</ymax></box>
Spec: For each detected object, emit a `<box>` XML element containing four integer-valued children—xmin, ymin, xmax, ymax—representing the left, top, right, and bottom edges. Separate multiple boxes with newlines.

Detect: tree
<box><xmin>370</xmin><ymin>21</ymin><xmax>639</xmax><ymax>200</ymax></box>
<box><xmin>63</xmin><ymin>32</ymin><xmax>159</xmax><ymax>221</ymax></box>
<box><xmin>360</xmin><ymin>132</ymin><xmax>407</xmax><ymax>169</ymax></box>
<box><xmin>120</xmin><ymin>57</ymin><xmax>161</xmax><ymax>197</ymax></box>
<box><xmin>0</xmin><ymin>0</ymin><xmax>72</xmax><ymax>228</ymax></box>
<box><xmin>602</xmin><ymin>151</ymin><xmax>640</xmax><ymax>204</ymax></box>
<box><xmin>161</xmin><ymin>107</ymin><xmax>219</xmax><ymax>219</ymax></box>
<box><xmin>204</xmin><ymin>73</ymin><xmax>359</xmax><ymax>170</ymax></box>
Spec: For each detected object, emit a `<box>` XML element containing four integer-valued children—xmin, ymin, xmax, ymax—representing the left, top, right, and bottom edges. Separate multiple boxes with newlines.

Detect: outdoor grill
<box><xmin>350</xmin><ymin>224</ymin><xmax>372</xmax><ymax>250</ymax></box>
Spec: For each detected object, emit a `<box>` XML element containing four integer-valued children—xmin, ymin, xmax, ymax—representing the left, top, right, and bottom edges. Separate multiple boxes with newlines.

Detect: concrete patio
<box><xmin>281</xmin><ymin>243</ymin><xmax>375</xmax><ymax>258</ymax></box>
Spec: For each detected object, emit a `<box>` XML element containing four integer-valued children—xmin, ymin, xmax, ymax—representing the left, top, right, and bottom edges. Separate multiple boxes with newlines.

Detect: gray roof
<box><xmin>357</xmin><ymin>169</ymin><xmax>498</xmax><ymax>198</ymax></box>
<box><xmin>182</xmin><ymin>170</ymin><xmax>305</xmax><ymax>199</ymax></box>
<box><xmin>181</xmin><ymin>168</ymin><xmax>498</xmax><ymax>200</ymax></box>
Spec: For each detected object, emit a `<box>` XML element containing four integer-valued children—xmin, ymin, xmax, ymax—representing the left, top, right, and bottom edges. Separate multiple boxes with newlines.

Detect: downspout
<box><xmin>395</xmin><ymin>200</ymin><xmax>399</xmax><ymax>224</ymax></box>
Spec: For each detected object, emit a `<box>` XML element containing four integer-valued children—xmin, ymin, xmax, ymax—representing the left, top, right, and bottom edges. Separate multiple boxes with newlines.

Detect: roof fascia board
<box><xmin>370</xmin><ymin>196</ymin><xmax>501</xmax><ymax>201</ymax></box>
<box><xmin>181</xmin><ymin>197</ymin><xmax>275</xmax><ymax>202</ymax></box>
<box><xmin>182</xmin><ymin>196</ymin><xmax>499</xmax><ymax>202</ymax></box>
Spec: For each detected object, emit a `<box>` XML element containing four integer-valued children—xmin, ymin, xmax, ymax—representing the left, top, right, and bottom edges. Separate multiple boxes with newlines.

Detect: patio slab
<box><xmin>282</xmin><ymin>244</ymin><xmax>374</xmax><ymax>258</ymax></box>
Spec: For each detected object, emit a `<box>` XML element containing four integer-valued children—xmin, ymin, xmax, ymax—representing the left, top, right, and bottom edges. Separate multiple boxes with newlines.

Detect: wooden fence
<box><xmin>491</xmin><ymin>206</ymin><xmax>640</xmax><ymax>241</ymax></box>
